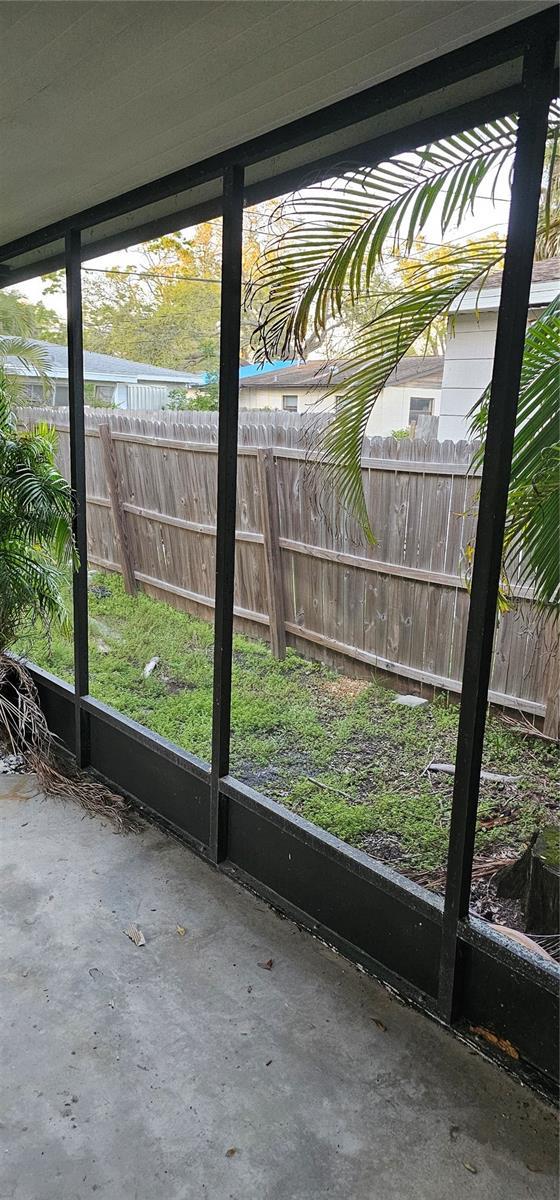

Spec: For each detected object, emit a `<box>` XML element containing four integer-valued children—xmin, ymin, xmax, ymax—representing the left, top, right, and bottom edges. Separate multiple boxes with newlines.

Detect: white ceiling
<box><xmin>0</xmin><ymin>0</ymin><xmax>553</xmax><ymax>257</ymax></box>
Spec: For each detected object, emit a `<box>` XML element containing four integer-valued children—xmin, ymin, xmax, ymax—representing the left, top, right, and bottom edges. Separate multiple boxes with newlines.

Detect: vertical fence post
<box><xmin>257</xmin><ymin>448</ymin><xmax>286</xmax><ymax>660</ymax></box>
<box><xmin>543</xmin><ymin>658</ymin><xmax>560</xmax><ymax>741</ymax></box>
<box><xmin>438</xmin><ymin>37</ymin><xmax>557</xmax><ymax>1022</ymax></box>
<box><xmin>65</xmin><ymin>229</ymin><xmax>90</xmax><ymax>768</ymax></box>
<box><xmin>210</xmin><ymin>164</ymin><xmax>245</xmax><ymax>863</ymax></box>
<box><xmin>98</xmin><ymin>423</ymin><xmax>137</xmax><ymax>595</ymax></box>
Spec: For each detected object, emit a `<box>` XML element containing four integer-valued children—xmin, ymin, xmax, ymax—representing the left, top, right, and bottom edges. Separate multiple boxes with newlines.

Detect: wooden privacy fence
<box><xmin>20</xmin><ymin>407</ymin><xmax>558</xmax><ymax>722</ymax></box>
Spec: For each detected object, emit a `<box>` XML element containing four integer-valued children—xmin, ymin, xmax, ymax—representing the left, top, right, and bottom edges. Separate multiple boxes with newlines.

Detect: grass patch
<box><xmin>17</xmin><ymin>571</ymin><xmax>559</xmax><ymax>877</ymax></box>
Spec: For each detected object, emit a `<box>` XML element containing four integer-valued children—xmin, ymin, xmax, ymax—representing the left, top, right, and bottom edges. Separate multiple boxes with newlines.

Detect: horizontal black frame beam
<box><xmin>26</xmin><ymin>666</ymin><xmax>559</xmax><ymax>1097</ymax></box>
<box><xmin>7</xmin><ymin>4</ymin><xmax>558</xmax><ymax>1099</ymax></box>
<box><xmin>0</xmin><ymin>8</ymin><xmax>557</xmax><ymax>267</ymax></box>
<box><xmin>220</xmin><ymin>775</ymin><xmax>442</xmax><ymax>1001</ymax></box>
<box><xmin>0</xmin><ymin>81</ymin><xmax>526</xmax><ymax>290</ymax></box>
<box><xmin>0</xmin><ymin>80</ymin><xmax>529</xmax><ymax>290</ymax></box>
<box><xmin>0</xmin><ymin>195</ymin><xmax>224</xmax><ymax>290</ymax></box>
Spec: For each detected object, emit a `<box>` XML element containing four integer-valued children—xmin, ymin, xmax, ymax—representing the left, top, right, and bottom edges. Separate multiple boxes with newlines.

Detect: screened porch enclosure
<box><xmin>1</xmin><ymin>5</ymin><xmax>558</xmax><ymax>1100</ymax></box>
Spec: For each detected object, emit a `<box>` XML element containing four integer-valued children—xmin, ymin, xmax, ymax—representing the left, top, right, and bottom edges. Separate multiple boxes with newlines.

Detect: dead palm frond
<box><xmin>0</xmin><ymin>654</ymin><xmax>134</xmax><ymax>831</ymax></box>
<box><xmin>530</xmin><ymin>933</ymin><xmax>560</xmax><ymax>960</ymax></box>
<box><xmin>410</xmin><ymin>853</ymin><xmax>517</xmax><ymax>891</ymax></box>
<box><xmin>0</xmin><ymin>353</ymin><xmax>134</xmax><ymax>831</ymax></box>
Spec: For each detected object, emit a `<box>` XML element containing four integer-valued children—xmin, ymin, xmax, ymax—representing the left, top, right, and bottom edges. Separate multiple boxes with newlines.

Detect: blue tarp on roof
<box><xmin>238</xmin><ymin>360</ymin><xmax>298</xmax><ymax>379</ymax></box>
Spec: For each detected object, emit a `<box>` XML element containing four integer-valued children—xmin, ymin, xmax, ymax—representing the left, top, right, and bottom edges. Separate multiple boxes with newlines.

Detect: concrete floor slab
<box><xmin>1</xmin><ymin>777</ymin><xmax>557</xmax><ymax>1200</ymax></box>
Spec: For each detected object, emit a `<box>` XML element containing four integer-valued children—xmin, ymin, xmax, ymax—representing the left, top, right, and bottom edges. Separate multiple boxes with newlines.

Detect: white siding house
<box><xmin>239</xmin><ymin>260</ymin><xmax>559</xmax><ymax>444</ymax></box>
<box><xmin>4</xmin><ymin>340</ymin><xmax>205</xmax><ymax>409</ymax></box>
<box><xmin>239</xmin><ymin>356</ymin><xmax>443</xmax><ymax>437</ymax></box>
<box><xmin>438</xmin><ymin>257</ymin><xmax>559</xmax><ymax>441</ymax></box>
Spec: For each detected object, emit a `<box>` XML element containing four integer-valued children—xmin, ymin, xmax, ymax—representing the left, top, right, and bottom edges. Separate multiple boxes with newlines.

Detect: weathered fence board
<box><xmin>257</xmin><ymin>448</ymin><xmax>286</xmax><ymax>660</ymax></box>
<box><xmin>18</xmin><ymin>406</ymin><xmax>557</xmax><ymax>718</ymax></box>
<box><xmin>98</xmin><ymin>423</ymin><xmax>136</xmax><ymax>594</ymax></box>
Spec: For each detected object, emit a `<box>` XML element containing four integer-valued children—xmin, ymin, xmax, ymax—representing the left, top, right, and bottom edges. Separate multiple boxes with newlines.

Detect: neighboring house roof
<box><xmin>485</xmin><ymin>257</ymin><xmax>560</xmax><ymax>288</ymax></box>
<box><xmin>239</xmin><ymin>356</ymin><xmax>443</xmax><ymax>391</ymax></box>
<box><xmin>454</xmin><ymin>256</ymin><xmax>560</xmax><ymax>314</ymax></box>
<box><xmin>4</xmin><ymin>338</ymin><xmax>205</xmax><ymax>386</ymax></box>
<box><xmin>385</xmin><ymin>356</ymin><xmax>444</xmax><ymax>387</ymax></box>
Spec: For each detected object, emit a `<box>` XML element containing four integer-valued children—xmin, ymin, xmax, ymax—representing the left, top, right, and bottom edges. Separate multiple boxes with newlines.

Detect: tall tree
<box><xmin>78</xmin><ymin>206</ymin><xmax>279</xmax><ymax>371</ymax></box>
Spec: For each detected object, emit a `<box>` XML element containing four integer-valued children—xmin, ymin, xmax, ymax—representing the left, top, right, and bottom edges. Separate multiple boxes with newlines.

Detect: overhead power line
<box><xmin>81</xmin><ymin>266</ymin><xmax>224</xmax><ymax>285</ymax></box>
<box><xmin>78</xmin><ymin>218</ymin><xmax>508</xmax><ymax>288</ymax></box>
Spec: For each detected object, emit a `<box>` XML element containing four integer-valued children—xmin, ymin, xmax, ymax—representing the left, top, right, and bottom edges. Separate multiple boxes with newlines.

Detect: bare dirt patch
<box><xmin>321</xmin><ymin>677</ymin><xmax>370</xmax><ymax>702</ymax></box>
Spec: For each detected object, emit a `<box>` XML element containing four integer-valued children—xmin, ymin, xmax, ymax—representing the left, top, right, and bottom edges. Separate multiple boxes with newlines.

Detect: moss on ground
<box><xmin>536</xmin><ymin>825</ymin><xmax>560</xmax><ymax>869</ymax></box>
<box><xmin>18</xmin><ymin>572</ymin><xmax>559</xmax><ymax>876</ymax></box>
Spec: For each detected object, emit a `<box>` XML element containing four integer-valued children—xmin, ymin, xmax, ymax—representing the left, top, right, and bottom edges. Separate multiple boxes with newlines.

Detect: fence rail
<box><xmin>19</xmin><ymin>407</ymin><xmax>558</xmax><ymax>720</ymax></box>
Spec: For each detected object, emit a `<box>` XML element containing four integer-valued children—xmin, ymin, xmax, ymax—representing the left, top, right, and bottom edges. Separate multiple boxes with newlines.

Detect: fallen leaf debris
<box><xmin>124</xmin><ymin>924</ymin><xmax>146</xmax><ymax>947</ymax></box>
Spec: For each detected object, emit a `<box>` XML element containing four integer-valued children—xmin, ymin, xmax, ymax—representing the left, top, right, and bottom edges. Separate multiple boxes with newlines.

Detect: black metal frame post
<box><xmin>210</xmin><ymin>165</ymin><xmax>245</xmax><ymax>862</ymax></box>
<box><xmin>438</xmin><ymin>35</ymin><xmax>557</xmax><ymax>1023</ymax></box>
<box><xmin>65</xmin><ymin>228</ymin><xmax>90</xmax><ymax>767</ymax></box>
<box><xmin>0</xmin><ymin>9</ymin><xmax>556</xmax><ymax>276</ymax></box>
<box><xmin>1</xmin><ymin>11</ymin><xmax>558</xmax><ymax>1089</ymax></box>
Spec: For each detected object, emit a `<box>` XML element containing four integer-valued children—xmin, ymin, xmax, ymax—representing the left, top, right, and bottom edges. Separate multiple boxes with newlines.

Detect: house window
<box><xmin>22</xmin><ymin>382</ymin><xmax>46</xmax><ymax>404</ymax></box>
<box><xmin>282</xmin><ymin>394</ymin><xmax>298</xmax><ymax>411</ymax></box>
<box><xmin>409</xmin><ymin>395</ymin><xmax>433</xmax><ymax>427</ymax></box>
<box><xmin>94</xmin><ymin>383</ymin><xmax>117</xmax><ymax>404</ymax></box>
<box><xmin>54</xmin><ymin>383</ymin><xmax>70</xmax><ymax>407</ymax></box>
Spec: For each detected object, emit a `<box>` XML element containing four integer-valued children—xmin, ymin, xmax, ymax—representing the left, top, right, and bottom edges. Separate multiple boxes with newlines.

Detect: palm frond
<box><xmin>0</xmin><ymin>539</ymin><xmax>69</xmax><ymax>645</ymax></box>
<box><xmin>312</xmin><ymin>241</ymin><xmax>504</xmax><ymax>534</ymax></box>
<box><xmin>0</xmin><ymin>374</ymin><xmax>75</xmax><ymax>646</ymax></box>
<box><xmin>249</xmin><ymin>105</ymin><xmax>560</xmax><ymax>362</ymax></box>
<box><xmin>470</xmin><ymin>297</ymin><xmax>560</xmax><ymax>608</ymax></box>
<box><xmin>0</xmin><ymin>292</ymin><xmax>34</xmax><ymax>338</ymax></box>
<box><xmin>0</xmin><ymin>335</ymin><xmax>50</xmax><ymax>376</ymax></box>
<box><xmin>0</xmin><ymin>337</ymin><xmax>52</xmax><ymax>409</ymax></box>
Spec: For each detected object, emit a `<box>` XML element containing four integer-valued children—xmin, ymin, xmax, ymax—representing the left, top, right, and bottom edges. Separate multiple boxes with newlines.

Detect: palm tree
<box><xmin>0</xmin><ymin>390</ymin><xmax>74</xmax><ymax>649</ymax></box>
<box><xmin>0</xmin><ymin>378</ymin><xmax>72</xmax><ymax>767</ymax></box>
<box><xmin>0</xmin><ymin>363</ymin><xmax>72</xmax><ymax>762</ymax></box>
<box><xmin>0</xmin><ymin>290</ymin><xmax>53</xmax><ymax>406</ymax></box>
<box><xmin>0</xmin><ymin>342</ymin><xmax>130</xmax><ymax>827</ymax></box>
<box><xmin>0</xmin><ymin>297</ymin><xmax>72</xmax><ymax>648</ymax></box>
<box><xmin>250</xmin><ymin>104</ymin><xmax>560</xmax><ymax>607</ymax></box>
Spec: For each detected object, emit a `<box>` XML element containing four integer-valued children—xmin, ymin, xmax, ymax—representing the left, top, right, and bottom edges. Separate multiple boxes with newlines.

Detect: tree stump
<box><xmin>496</xmin><ymin>828</ymin><xmax>559</xmax><ymax>934</ymax></box>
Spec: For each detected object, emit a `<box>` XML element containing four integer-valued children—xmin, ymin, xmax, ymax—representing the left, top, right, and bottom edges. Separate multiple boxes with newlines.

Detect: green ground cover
<box><xmin>18</xmin><ymin>572</ymin><xmax>559</xmax><ymax>879</ymax></box>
